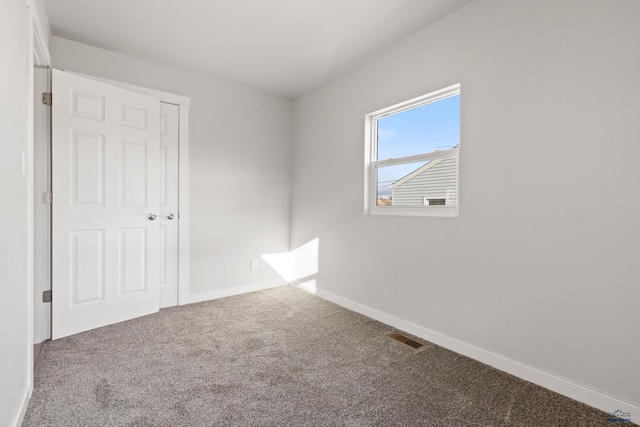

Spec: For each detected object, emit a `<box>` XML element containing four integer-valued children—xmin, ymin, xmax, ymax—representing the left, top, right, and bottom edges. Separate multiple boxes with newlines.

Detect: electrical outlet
<box><xmin>250</xmin><ymin>259</ymin><xmax>258</xmax><ymax>270</ymax></box>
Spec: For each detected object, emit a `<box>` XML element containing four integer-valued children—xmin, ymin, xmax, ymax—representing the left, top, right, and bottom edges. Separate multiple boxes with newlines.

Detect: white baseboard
<box><xmin>188</xmin><ymin>280</ymin><xmax>286</xmax><ymax>304</ymax></box>
<box><xmin>292</xmin><ymin>283</ymin><xmax>640</xmax><ymax>419</ymax></box>
<box><xmin>12</xmin><ymin>385</ymin><xmax>31</xmax><ymax>427</ymax></box>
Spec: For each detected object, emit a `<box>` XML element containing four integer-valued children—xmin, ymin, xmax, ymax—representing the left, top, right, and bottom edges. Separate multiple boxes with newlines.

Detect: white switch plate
<box><xmin>250</xmin><ymin>259</ymin><xmax>258</xmax><ymax>270</ymax></box>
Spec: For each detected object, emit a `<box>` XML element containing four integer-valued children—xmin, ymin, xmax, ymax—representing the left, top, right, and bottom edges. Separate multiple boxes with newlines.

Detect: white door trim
<box><xmin>65</xmin><ymin>72</ymin><xmax>191</xmax><ymax>306</ymax></box>
<box><xmin>33</xmin><ymin>67</ymin><xmax>50</xmax><ymax>344</ymax></box>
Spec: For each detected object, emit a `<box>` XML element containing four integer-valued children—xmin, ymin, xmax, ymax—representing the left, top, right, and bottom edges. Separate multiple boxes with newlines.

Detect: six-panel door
<box><xmin>52</xmin><ymin>70</ymin><xmax>161</xmax><ymax>339</ymax></box>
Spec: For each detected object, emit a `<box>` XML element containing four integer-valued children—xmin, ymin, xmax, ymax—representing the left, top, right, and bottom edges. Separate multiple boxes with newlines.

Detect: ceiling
<box><xmin>46</xmin><ymin>0</ymin><xmax>474</xmax><ymax>98</ymax></box>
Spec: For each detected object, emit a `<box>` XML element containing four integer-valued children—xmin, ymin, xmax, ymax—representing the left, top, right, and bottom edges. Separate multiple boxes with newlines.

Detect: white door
<box><xmin>52</xmin><ymin>69</ymin><xmax>161</xmax><ymax>339</ymax></box>
<box><xmin>159</xmin><ymin>102</ymin><xmax>179</xmax><ymax>307</ymax></box>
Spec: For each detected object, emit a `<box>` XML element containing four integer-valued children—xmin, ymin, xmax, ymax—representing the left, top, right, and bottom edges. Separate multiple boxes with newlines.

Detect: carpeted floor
<box><xmin>24</xmin><ymin>286</ymin><xmax>620</xmax><ymax>426</ymax></box>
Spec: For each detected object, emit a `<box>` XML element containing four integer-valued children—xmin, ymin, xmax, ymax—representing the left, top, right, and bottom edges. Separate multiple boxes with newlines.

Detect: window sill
<box><xmin>368</xmin><ymin>206</ymin><xmax>459</xmax><ymax>217</ymax></box>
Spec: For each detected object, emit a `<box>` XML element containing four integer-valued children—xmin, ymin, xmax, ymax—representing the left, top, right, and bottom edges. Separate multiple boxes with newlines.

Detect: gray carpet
<box><xmin>24</xmin><ymin>286</ymin><xmax>620</xmax><ymax>426</ymax></box>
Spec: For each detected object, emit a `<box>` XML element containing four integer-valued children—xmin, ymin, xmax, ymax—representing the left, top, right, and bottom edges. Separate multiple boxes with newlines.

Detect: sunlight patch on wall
<box><xmin>262</xmin><ymin>238</ymin><xmax>319</xmax><ymax>290</ymax></box>
<box><xmin>290</xmin><ymin>238</ymin><xmax>319</xmax><ymax>281</ymax></box>
<box><xmin>261</xmin><ymin>251</ymin><xmax>293</xmax><ymax>282</ymax></box>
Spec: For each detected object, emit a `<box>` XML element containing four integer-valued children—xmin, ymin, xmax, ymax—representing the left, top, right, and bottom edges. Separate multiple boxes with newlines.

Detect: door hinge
<box><xmin>42</xmin><ymin>92</ymin><xmax>52</xmax><ymax>106</ymax></box>
<box><xmin>42</xmin><ymin>192</ymin><xmax>52</xmax><ymax>205</ymax></box>
<box><xmin>42</xmin><ymin>290</ymin><xmax>52</xmax><ymax>303</ymax></box>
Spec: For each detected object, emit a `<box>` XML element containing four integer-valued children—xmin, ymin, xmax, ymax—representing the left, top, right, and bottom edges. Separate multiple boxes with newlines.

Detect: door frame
<box><xmin>33</xmin><ymin>67</ymin><xmax>50</xmax><ymax>344</ymax></box>
<box><xmin>64</xmin><ymin>72</ymin><xmax>191</xmax><ymax>307</ymax></box>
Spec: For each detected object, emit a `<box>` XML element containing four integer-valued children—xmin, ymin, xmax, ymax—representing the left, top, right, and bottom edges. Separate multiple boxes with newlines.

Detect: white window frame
<box><xmin>364</xmin><ymin>84</ymin><xmax>460</xmax><ymax>217</ymax></box>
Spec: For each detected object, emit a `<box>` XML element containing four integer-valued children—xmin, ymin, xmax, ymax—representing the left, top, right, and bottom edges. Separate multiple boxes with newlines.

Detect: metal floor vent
<box><xmin>388</xmin><ymin>332</ymin><xmax>426</xmax><ymax>351</ymax></box>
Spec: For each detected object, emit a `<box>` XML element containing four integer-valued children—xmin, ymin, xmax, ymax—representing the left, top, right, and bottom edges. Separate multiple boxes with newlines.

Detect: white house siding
<box><xmin>392</xmin><ymin>156</ymin><xmax>458</xmax><ymax>205</ymax></box>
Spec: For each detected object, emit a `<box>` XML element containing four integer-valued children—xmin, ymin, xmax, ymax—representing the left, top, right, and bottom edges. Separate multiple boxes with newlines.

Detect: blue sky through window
<box><xmin>377</xmin><ymin>94</ymin><xmax>460</xmax><ymax>159</ymax></box>
<box><xmin>376</xmin><ymin>94</ymin><xmax>460</xmax><ymax>196</ymax></box>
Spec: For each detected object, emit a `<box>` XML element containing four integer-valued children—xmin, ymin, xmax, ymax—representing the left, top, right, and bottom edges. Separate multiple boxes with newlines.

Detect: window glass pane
<box><xmin>377</xmin><ymin>155</ymin><xmax>458</xmax><ymax>206</ymax></box>
<box><xmin>376</xmin><ymin>94</ymin><xmax>460</xmax><ymax>160</ymax></box>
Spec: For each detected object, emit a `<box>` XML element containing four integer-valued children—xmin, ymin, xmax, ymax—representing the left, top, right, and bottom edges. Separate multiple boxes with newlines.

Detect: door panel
<box><xmin>52</xmin><ymin>69</ymin><xmax>160</xmax><ymax>339</ymax></box>
<box><xmin>71</xmin><ymin>131</ymin><xmax>105</xmax><ymax>205</ymax></box>
<box><xmin>159</xmin><ymin>102</ymin><xmax>179</xmax><ymax>308</ymax></box>
<box><xmin>71</xmin><ymin>229</ymin><xmax>104</xmax><ymax>304</ymax></box>
<box><xmin>121</xmin><ymin>140</ymin><xmax>148</xmax><ymax>205</ymax></box>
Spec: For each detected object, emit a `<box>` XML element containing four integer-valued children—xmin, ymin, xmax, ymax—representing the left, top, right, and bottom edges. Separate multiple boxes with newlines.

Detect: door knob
<box><xmin>166</xmin><ymin>213</ymin><xmax>175</xmax><ymax>220</ymax></box>
<box><xmin>147</xmin><ymin>213</ymin><xmax>158</xmax><ymax>221</ymax></box>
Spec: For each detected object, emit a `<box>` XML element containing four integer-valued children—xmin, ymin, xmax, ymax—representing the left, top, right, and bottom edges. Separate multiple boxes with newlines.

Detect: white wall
<box><xmin>0</xmin><ymin>0</ymin><xmax>30</xmax><ymax>425</ymax></box>
<box><xmin>291</xmin><ymin>0</ymin><xmax>640</xmax><ymax>411</ymax></box>
<box><xmin>51</xmin><ymin>37</ymin><xmax>293</xmax><ymax>300</ymax></box>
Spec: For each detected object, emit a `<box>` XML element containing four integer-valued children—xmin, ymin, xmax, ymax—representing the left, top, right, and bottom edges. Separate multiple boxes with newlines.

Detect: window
<box><xmin>365</xmin><ymin>84</ymin><xmax>460</xmax><ymax>217</ymax></box>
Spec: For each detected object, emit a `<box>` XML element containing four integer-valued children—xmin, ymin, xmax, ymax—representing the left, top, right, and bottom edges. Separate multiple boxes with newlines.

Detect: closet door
<box><xmin>52</xmin><ymin>69</ymin><xmax>160</xmax><ymax>339</ymax></box>
<box><xmin>158</xmin><ymin>102</ymin><xmax>179</xmax><ymax>308</ymax></box>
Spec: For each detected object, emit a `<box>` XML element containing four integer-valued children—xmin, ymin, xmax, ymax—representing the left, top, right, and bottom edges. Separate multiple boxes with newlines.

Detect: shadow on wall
<box><xmin>262</xmin><ymin>238</ymin><xmax>319</xmax><ymax>293</ymax></box>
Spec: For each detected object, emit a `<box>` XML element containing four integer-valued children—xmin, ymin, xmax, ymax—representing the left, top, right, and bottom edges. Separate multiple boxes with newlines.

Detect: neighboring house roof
<box><xmin>390</xmin><ymin>158</ymin><xmax>445</xmax><ymax>188</ymax></box>
<box><xmin>391</xmin><ymin>145</ymin><xmax>460</xmax><ymax>189</ymax></box>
